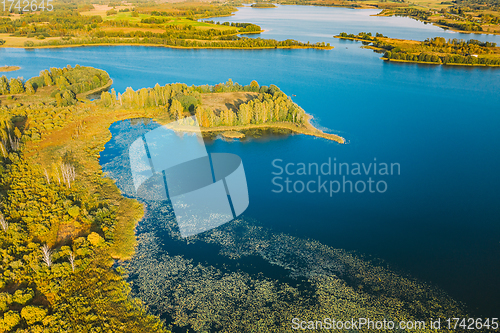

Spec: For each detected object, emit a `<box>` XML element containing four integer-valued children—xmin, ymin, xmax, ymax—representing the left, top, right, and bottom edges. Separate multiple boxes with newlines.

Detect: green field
<box><xmin>82</xmin><ymin>7</ymin><xmax>248</xmax><ymax>32</ymax></box>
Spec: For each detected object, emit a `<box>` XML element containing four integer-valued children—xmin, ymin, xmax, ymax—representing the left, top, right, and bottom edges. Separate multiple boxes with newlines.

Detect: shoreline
<box><xmin>336</xmin><ymin>35</ymin><xmax>500</xmax><ymax>68</ymax></box>
<box><xmin>199</xmin><ymin>123</ymin><xmax>345</xmax><ymax>143</ymax></box>
<box><xmin>1</xmin><ymin>42</ymin><xmax>333</xmax><ymax>51</ymax></box>
<box><xmin>374</xmin><ymin>11</ymin><xmax>500</xmax><ymax>36</ymax></box>
<box><xmin>381</xmin><ymin>57</ymin><xmax>500</xmax><ymax>67</ymax></box>
<box><xmin>156</xmin><ymin>116</ymin><xmax>345</xmax><ymax>144</ymax></box>
<box><xmin>282</xmin><ymin>3</ymin><xmax>500</xmax><ymax>36</ymax></box>
<box><xmin>77</xmin><ymin>79</ymin><xmax>114</xmax><ymax>99</ymax></box>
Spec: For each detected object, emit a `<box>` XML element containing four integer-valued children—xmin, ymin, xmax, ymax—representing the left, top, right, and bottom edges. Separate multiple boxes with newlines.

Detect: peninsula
<box><xmin>336</xmin><ymin>32</ymin><xmax>500</xmax><ymax>67</ymax></box>
<box><xmin>99</xmin><ymin>80</ymin><xmax>345</xmax><ymax>143</ymax></box>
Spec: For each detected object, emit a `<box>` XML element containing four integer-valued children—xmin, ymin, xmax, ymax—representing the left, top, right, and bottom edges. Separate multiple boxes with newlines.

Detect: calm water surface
<box><xmin>2</xmin><ymin>5</ymin><xmax>499</xmax><ymax>316</ymax></box>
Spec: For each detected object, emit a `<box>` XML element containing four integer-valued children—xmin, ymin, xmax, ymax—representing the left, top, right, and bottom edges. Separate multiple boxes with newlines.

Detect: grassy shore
<box><xmin>197</xmin><ymin>120</ymin><xmax>345</xmax><ymax>143</ymax></box>
<box><xmin>220</xmin><ymin>131</ymin><xmax>246</xmax><ymax>139</ymax></box>
<box><xmin>26</xmin><ymin>106</ymin><xmax>161</xmax><ymax>260</ymax></box>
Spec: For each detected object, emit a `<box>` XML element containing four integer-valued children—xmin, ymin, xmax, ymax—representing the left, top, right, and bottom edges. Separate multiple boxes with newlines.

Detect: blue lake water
<box><xmin>2</xmin><ymin>5</ymin><xmax>500</xmax><ymax>317</ymax></box>
<box><xmin>209</xmin><ymin>4</ymin><xmax>500</xmax><ymax>43</ymax></box>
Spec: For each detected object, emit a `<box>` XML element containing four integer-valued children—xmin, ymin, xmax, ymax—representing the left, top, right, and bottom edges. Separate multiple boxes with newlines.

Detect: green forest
<box><xmin>100</xmin><ymin>79</ymin><xmax>307</xmax><ymax>127</ymax></box>
<box><xmin>337</xmin><ymin>32</ymin><xmax>500</xmax><ymax>66</ymax></box>
<box><xmin>1</xmin><ymin>65</ymin><xmax>110</xmax><ymax>107</ymax></box>
<box><xmin>29</xmin><ymin>35</ymin><xmax>330</xmax><ymax>49</ymax></box>
<box><xmin>0</xmin><ymin>66</ymin><xmax>171</xmax><ymax>332</ymax></box>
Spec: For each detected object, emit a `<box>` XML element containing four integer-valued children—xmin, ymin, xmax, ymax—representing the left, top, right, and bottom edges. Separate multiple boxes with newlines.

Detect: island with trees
<box><xmin>336</xmin><ymin>32</ymin><xmax>500</xmax><ymax>66</ymax></box>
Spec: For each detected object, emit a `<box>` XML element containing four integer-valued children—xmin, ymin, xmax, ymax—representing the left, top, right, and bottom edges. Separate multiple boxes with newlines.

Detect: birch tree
<box><xmin>0</xmin><ymin>212</ymin><xmax>7</xmax><ymax>232</ymax></box>
<box><xmin>41</xmin><ymin>244</ymin><xmax>52</xmax><ymax>267</ymax></box>
<box><xmin>61</xmin><ymin>163</ymin><xmax>76</xmax><ymax>188</ymax></box>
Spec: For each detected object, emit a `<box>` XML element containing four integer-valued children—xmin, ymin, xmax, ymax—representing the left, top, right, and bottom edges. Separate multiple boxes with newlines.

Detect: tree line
<box><xmin>337</xmin><ymin>32</ymin><xmax>387</xmax><ymax>39</ymax></box>
<box><xmin>94</xmin><ymin>24</ymin><xmax>241</xmax><ymax>40</ymax></box>
<box><xmin>337</xmin><ymin>32</ymin><xmax>500</xmax><ymax>66</ymax></box>
<box><xmin>1</xmin><ymin>65</ymin><xmax>110</xmax><ymax>107</ymax></box>
<box><xmin>203</xmin><ymin>21</ymin><xmax>262</xmax><ymax>32</ymax></box>
<box><xmin>147</xmin><ymin>4</ymin><xmax>236</xmax><ymax>19</ymax></box>
<box><xmin>30</xmin><ymin>35</ymin><xmax>331</xmax><ymax>49</ymax></box>
<box><xmin>384</xmin><ymin>50</ymin><xmax>500</xmax><ymax>65</ymax></box>
<box><xmin>437</xmin><ymin>19</ymin><xmax>483</xmax><ymax>32</ymax></box>
<box><xmin>100</xmin><ymin>79</ymin><xmax>307</xmax><ymax>127</ymax></box>
<box><xmin>427</xmin><ymin>37</ymin><xmax>496</xmax><ymax>47</ymax></box>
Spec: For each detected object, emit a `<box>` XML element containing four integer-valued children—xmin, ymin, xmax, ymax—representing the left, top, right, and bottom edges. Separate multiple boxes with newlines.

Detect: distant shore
<box><xmin>2</xmin><ymin>42</ymin><xmax>333</xmax><ymax>50</ymax></box>
<box><xmin>336</xmin><ymin>34</ymin><xmax>500</xmax><ymax>67</ymax></box>
<box><xmin>380</xmin><ymin>57</ymin><xmax>500</xmax><ymax>67</ymax></box>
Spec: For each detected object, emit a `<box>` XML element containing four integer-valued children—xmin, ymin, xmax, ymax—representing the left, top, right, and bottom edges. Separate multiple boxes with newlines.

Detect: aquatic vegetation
<box><xmin>99</xmin><ymin>117</ymin><xmax>467</xmax><ymax>332</ymax></box>
<box><xmin>126</xmin><ymin>211</ymin><xmax>466</xmax><ymax>332</ymax></box>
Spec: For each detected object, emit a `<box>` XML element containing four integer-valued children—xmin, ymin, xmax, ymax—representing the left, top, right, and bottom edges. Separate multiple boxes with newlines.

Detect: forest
<box><xmin>337</xmin><ymin>32</ymin><xmax>500</xmax><ymax>66</ymax></box>
<box><xmin>0</xmin><ymin>66</ymin><xmax>171</xmax><ymax>332</ymax></box>
<box><xmin>1</xmin><ymin>65</ymin><xmax>110</xmax><ymax>107</ymax></box>
<box><xmin>28</xmin><ymin>34</ymin><xmax>329</xmax><ymax>49</ymax></box>
<box><xmin>455</xmin><ymin>0</ymin><xmax>500</xmax><ymax>10</ymax></box>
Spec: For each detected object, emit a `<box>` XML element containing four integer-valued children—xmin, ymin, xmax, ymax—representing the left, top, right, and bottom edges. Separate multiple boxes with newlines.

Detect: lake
<box><xmin>2</xmin><ymin>4</ymin><xmax>500</xmax><ymax>320</ymax></box>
